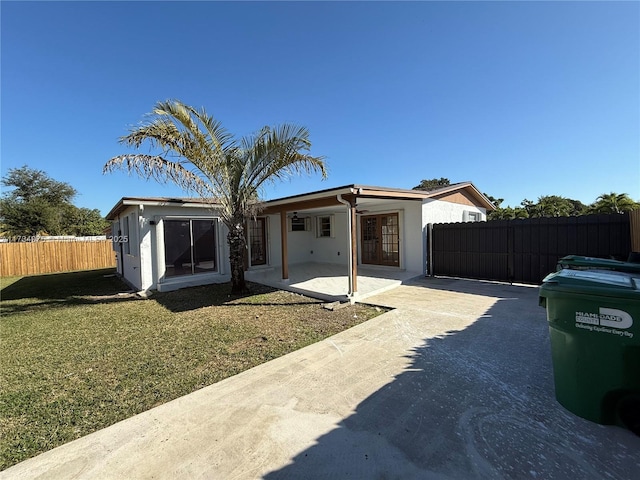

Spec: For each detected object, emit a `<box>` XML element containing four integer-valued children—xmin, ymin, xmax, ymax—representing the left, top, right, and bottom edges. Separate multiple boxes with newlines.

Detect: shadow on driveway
<box><xmin>264</xmin><ymin>278</ymin><xmax>640</xmax><ymax>479</ymax></box>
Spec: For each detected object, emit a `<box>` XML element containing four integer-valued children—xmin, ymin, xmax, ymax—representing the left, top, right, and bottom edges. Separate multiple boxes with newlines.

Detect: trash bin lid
<box><xmin>541</xmin><ymin>268</ymin><xmax>640</xmax><ymax>299</ymax></box>
<box><xmin>558</xmin><ymin>255</ymin><xmax>640</xmax><ymax>273</ymax></box>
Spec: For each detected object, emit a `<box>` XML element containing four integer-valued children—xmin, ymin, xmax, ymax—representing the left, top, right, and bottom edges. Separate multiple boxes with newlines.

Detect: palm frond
<box><xmin>242</xmin><ymin>124</ymin><xmax>327</xmax><ymax>191</ymax></box>
<box><xmin>103</xmin><ymin>154</ymin><xmax>215</xmax><ymax>198</ymax></box>
<box><xmin>105</xmin><ymin>101</ymin><xmax>327</xmax><ymax>228</ymax></box>
<box><xmin>156</xmin><ymin>101</ymin><xmax>240</xmax><ymax>188</ymax></box>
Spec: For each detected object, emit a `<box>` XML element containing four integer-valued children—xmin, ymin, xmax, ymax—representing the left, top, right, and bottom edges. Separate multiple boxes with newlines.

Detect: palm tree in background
<box><xmin>591</xmin><ymin>193</ymin><xmax>638</xmax><ymax>214</ymax></box>
<box><xmin>104</xmin><ymin>100</ymin><xmax>326</xmax><ymax>293</ymax></box>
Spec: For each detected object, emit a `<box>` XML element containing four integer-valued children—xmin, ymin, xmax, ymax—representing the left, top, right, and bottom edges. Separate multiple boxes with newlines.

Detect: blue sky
<box><xmin>2</xmin><ymin>1</ymin><xmax>639</xmax><ymax>215</ymax></box>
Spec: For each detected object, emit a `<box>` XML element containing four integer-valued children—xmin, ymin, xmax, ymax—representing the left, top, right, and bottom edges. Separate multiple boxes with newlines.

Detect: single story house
<box><xmin>105</xmin><ymin>182</ymin><xmax>494</xmax><ymax>300</ymax></box>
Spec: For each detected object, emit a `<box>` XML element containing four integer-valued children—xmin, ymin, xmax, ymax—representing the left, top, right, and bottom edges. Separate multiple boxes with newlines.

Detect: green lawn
<box><xmin>0</xmin><ymin>269</ymin><xmax>383</xmax><ymax>470</ymax></box>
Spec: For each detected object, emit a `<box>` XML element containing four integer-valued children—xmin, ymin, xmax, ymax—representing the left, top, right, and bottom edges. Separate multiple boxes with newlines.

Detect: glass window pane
<box><xmin>318</xmin><ymin>216</ymin><xmax>331</xmax><ymax>237</ymax></box>
<box><xmin>291</xmin><ymin>217</ymin><xmax>306</xmax><ymax>231</ymax></box>
<box><xmin>362</xmin><ymin>216</ymin><xmax>378</xmax><ymax>264</ymax></box>
<box><xmin>164</xmin><ymin>220</ymin><xmax>192</xmax><ymax>277</ymax></box>
<box><xmin>382</xmin><ymin>215</ymin><xmax>399</xmax><ymax>265</ymax></box>
<box><xmin>250</xmin><ymin>218</ymin><xmax>266</xmax><ymax>266</ymax></box>
<box><xmin>192</xmin><ymin>220</ymin><xmax>217</xmax><ymax>273</ymax></box>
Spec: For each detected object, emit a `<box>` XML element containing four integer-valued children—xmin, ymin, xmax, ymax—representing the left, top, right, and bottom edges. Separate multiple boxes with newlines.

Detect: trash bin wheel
<box><xmin>617</xmin><ymin>394</ymin><xmax>640</xmax><ymax>436</ymax></box>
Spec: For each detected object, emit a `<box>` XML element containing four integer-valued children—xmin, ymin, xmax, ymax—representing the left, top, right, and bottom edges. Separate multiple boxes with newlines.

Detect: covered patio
<box><xmin>245</xmin><ymin>262</ymin><xmax>422</xmax><ymax>302</ymax></box>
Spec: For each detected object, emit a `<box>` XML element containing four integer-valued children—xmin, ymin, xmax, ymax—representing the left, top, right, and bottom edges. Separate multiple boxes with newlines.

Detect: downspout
<box><xmin>337</xmin><ymin>194</ymin><xmax>354</xmax><ymax>297</ymax></box>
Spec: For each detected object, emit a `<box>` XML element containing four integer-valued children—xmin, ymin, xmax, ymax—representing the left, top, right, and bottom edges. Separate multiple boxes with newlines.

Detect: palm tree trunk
<box><xmin>227</xmin><ymin>219</ymin><xmax>249</xmax><ymax>294</ymax></box>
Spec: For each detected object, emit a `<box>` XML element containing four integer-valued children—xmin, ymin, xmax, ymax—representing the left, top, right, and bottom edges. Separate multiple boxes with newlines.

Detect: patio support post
<box><xmin>280</xmin><ymin>210</ymin><xmax>289</xmax><ymax>280</ymax></box>
<box><xmin>337</xmin><ymin>194</ymin><xmax>358</xmax><ymax>297</ymax></box>
<box><xmin>350</xmin><ymin>201</ymin><xmax>358</xmax><ymax>294</ymax></box>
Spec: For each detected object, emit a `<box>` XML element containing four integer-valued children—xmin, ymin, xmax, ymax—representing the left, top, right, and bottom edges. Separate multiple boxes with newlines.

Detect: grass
<box><xmin>0</xmin><ymin>269</ymin><xmax>384</xmax><ymax>470</ymax></box>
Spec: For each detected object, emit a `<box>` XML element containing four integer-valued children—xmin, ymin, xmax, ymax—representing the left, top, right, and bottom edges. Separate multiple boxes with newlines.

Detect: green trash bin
<box><xmin>539</xmin><ymin>268</ymin><xmax>640</xmax><ymax>432</ymax></box>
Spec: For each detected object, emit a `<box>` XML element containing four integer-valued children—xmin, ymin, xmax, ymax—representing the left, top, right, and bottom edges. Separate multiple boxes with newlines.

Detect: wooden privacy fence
<box><xmin>429</xmin><ymin>213</ymin><xmax>636</xmax><ymax>285</ymax></box>
<box><xmin>0</xmin><ymin>240</ymin><xmax>116</xmax><ymax>277</ymax></box>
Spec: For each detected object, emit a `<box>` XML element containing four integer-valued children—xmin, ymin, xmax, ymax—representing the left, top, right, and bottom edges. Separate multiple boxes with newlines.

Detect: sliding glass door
<box><xmin>164</xmin><ymin>219</ymin><xmax>217</xmax><ymax>277</ymax></box>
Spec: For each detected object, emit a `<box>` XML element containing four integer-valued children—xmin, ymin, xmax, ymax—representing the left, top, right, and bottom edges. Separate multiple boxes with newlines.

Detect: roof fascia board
<box><xmin>262</xmin><ymin>186</ymin><xmax>356</xmax><ymax>210</ymax></box>
<box><xmin>106</xmin><ymin>197</ymin><xmax>220</xmax><ymax>220</ymax></box>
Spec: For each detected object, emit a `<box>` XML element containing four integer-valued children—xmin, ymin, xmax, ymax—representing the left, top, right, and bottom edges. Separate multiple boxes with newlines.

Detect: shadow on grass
<box><xmin>1</xmin><ymin>269</ymin><xmax>126</xmax><ymax>300</ymax></box>
<box><xmin>0</xmin><ymin>269</ymin><xmax>142</xmax><ymax>314</ymax></box>
<box><xmin>153</xmin><ymin>281</ymin><xmax>322</xmax><ymax>313</ymax></box>
<box><xmin>1</xmin><ymin>271</ymin><xmax>323</xmax><ymax>315</ymax></box>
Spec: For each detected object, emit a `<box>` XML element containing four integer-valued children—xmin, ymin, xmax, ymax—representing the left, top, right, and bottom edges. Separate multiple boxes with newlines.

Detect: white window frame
<box><xmin>464</xmin><ymin>211</ymin><xmax>482</xmax><ymax>222</ymax></box>
<box><xmin>161</xmin><ymin>217</ymin><xmax>220</xmax><ymax>278</ymax></box>
<box><xmin>316</xmin><ymin>215</ymin><xmax>335</xmax><ymax>238</ymax></box>
<box><xmin>289</xmin><ymin>216</ymin><xmax>311</xmax><ymax>232</ymax></box>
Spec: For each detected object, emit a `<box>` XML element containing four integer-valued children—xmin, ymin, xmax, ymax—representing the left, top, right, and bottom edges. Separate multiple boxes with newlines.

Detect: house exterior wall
<box><xmin>254</xmin><ymin>212</ymin><xmax>350</xmax><ymax>268</ymax></box>
<box><xmin>311</xmin><ymin>212</ymin><xmax>350</xmax><ymax>265</ymax></box>
<box><xmin>402</xmin><ymin>202</ymin><xmax>425</xmax><ymax>273</ymax></box>
<box><xmin>113</xmin><ymin>204</ymin><xmax>231</xmax><ymax>292</ymax></box>
<box><xmin>111</xmin><ymin>206</ymin><xmax>143</xmax><ymax>290</ymax></box>
<box><xmin>261</xmin><ymin>214</ymin><xmax>281</xmax><ymax>268</ymax></box>
<box><xmin>286</xmin><ymin>217</ymin><xmax>315</xmax><ymax>265</ymax></box>
<box><xmin>422</xmin><ymin>198</ymin><xmax>486</xmax><ymax>224</ymax></box>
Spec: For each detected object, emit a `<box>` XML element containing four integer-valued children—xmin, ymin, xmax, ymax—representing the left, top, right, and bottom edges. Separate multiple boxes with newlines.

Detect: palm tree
<box><xmin>104</xmin><ymin>100</ymin><xmax>326</xmax><ymax>294</ymax></box>
<box><xmin>591</xmin><ymin>193</ymin><xmax>638</xmax><ymax>214</ymax></box>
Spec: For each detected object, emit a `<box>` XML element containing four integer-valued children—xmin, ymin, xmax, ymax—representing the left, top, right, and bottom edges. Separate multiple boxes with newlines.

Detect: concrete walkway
<box><xmin>3</xmin><ymin>277</ymin><xmax>639</xmax><ymax>479</ymax></box>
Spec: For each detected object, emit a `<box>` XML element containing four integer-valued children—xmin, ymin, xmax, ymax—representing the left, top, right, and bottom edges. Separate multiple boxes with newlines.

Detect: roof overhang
<box><xmin>423</xmin><ymin>182</ymin><xmax>496</xmax><ymax>211</ymax></box>
<box><xmin>105</xmin><ymin>197</ymin><xmax>220</xmax><ymax>220</ymax></box>
<box><xmin>105</xmin><ymin>182</ymin><xmax>495</xmax><ymax>220</ymax></box>
<box><xmin>261</xmin><ymin>182</ymin><xmax>495</xmax><ymax>214</ymax></box>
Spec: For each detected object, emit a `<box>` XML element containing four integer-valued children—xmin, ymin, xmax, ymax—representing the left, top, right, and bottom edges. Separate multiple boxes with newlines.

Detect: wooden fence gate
<box><xmin>428</xmin><ymin>213</ymin><xmax>636</xmax><ymax>285</ymax></box>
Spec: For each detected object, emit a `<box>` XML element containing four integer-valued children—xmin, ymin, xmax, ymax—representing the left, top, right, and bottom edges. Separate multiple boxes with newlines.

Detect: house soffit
<box><xmin>260</xmin><ymin>192</ymin><xmax>424</xmax><ymax>215</ymax></box>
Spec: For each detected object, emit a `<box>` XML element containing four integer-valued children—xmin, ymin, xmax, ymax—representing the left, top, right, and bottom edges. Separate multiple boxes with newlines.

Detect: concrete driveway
<box><xmin>3</xmin><ymin>277</ymin><xmax>639</xmax><ymax>479</ymax></box>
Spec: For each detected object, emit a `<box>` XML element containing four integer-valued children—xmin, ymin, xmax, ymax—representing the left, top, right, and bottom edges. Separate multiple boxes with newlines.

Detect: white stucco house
<box><xmin>105</xmin><ymin>182</ymin><xmax>494</xmax><ymax>300</ymax></box>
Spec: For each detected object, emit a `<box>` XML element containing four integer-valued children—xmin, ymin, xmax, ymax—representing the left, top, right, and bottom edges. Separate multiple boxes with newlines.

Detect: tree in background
<box><xmin>411</xmin><ymin>176</ymin><xmax>638</xmax><ymax>220</ymax></box>
<box><xmin>66</xmin><ymin>207</ymin><xmax>111</xmax><ymax>236</ymax></box>
<box><xmin>412</xmin><ymin>177</ymin><xmax>451</xmax><ymax>191</ymax></box>
<box><xmin>0</xmin><ymin>166</ymin><xmax>109</xmax><ymax>237</ymax></box>
<box><xmin>520</xmin><ymin>195</ymin><xmax>584</xmax><ymax>218</ymax></box>
<box><xmin>488</xmin><ymin>193</ymin><xmax>635</xmax><ymax>220</ymax></box>
<box><xmin>104</xmin><ymin>99</ymin><xmax>326</xmax><ymax>294</ymax></box>
<box><xmin>590</xmin><ymin>192</ymin><xmax>639</xmax><ymax>214</ymax></box>
<box><xmin>483</xmin><ymin>194</ymin><xmax>503</xmax><ymax>209</ymax></box>
<box><xmin>487</xmin><ymin>206</ymin><xmax>529</xmax><ymax>220</ymax></box>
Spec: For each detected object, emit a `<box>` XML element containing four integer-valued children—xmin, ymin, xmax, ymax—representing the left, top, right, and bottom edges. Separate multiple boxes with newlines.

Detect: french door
<box><xmin>249</xmin><ymin>217</ymin><xmax>267</xmax><ymax>266</ymax></box>
<box><xmin>361</xmin><ymin>213</ymin><xmax>400</xmax><ymax>266</ymax></box>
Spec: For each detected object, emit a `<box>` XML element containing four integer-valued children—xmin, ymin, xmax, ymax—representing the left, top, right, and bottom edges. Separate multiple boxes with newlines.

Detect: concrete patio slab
<box><xmin>245</xmin><ymin>261</ymin><xmax>422</xmax><ymax>302</ymax></box>
<box><xmin>2</xmin><ymin>277</ymin><xmax>639</xmax><ymax>479</ymax></box>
